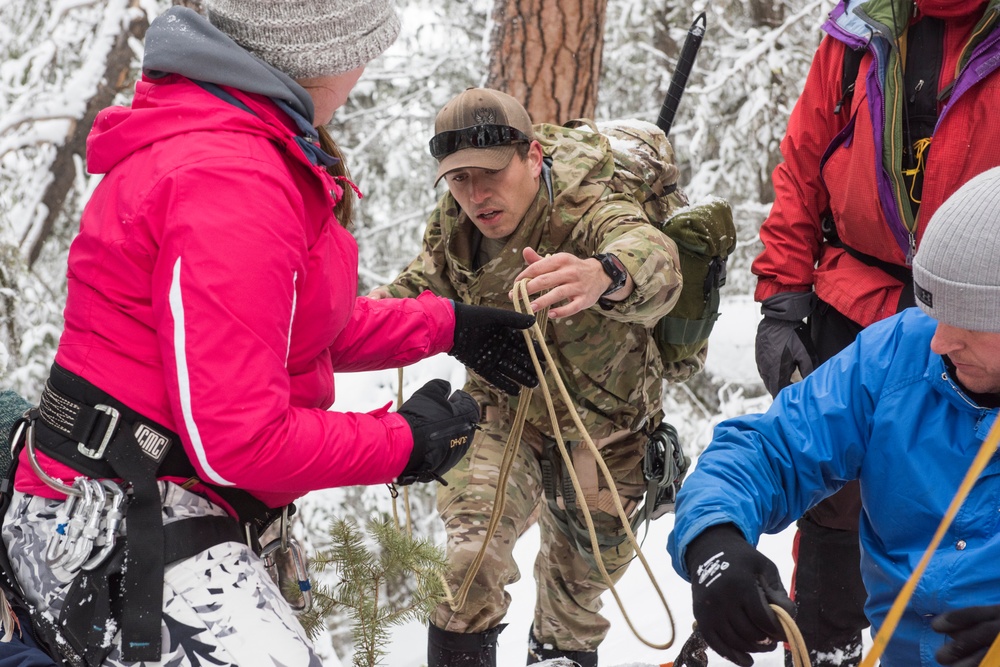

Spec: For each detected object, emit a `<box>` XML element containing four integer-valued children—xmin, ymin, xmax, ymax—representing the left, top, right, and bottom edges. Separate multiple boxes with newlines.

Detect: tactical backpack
<box><xmin>568</xmin><ymin>119</ymin><xmax>737</xmax><ymax>375</ymax></box>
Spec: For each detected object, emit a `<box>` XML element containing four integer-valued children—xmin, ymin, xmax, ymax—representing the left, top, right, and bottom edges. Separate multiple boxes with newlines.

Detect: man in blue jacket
<box><xmin>669</xmin><ymin>165</ymin><xmax>1000</xmax><ymax>667</ymax></box>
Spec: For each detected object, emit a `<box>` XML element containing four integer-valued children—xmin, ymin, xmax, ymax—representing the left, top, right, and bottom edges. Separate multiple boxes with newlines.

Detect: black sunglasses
<box><xmin>428</xmin><ymin>124</ymin><xmax>531</xmax><ymax>159</ymax></box>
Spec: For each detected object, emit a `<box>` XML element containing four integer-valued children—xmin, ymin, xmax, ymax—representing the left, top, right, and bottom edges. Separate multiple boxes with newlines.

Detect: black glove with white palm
<box><xmin>755</xmin><ymin>292</ymin><xmax>818</xmax><ymax>398</ymax></box>
<box><xmin>685</xmin><ymin>523</ymin><xmax>796</xmax><ymax>666</ymax></box>
<box><xmin>449</xmin><ymin>302</ymin><xmax>539</xmax><ymax>395</ymax></box>
<box><xmin>396</xmin><ymin>379</ymin><xmax>479</xmax><ymax>485</ymax></box>
<box><xmin>933</xmin><ymin>605</ymin><xmax>1000</xmax><ymax>667</ymax></box>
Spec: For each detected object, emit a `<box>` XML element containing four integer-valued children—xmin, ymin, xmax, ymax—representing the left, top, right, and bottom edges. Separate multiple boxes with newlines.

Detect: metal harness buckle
<box><xmin>77</xmin><ymin>404</ymin><xmax>121</xmax><ymax>460</ymax></box>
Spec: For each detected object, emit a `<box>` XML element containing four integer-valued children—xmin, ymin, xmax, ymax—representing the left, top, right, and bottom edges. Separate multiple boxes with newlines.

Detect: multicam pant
<box><xmin>431</xmin><ymin>417</ymin><xmax>647</xmax><ymax>652</ymax></box>
<box><xmin>2</xmin><ymin>482</ymin><xmax>322</xmax><ymax>667</ymax></box>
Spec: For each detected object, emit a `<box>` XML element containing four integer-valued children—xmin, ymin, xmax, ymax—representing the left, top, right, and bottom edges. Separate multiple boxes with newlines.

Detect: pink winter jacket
<box><xmin>16</xmin><ymin>75</ymin><xmax>456</xmax><ymax>507</ymax></box>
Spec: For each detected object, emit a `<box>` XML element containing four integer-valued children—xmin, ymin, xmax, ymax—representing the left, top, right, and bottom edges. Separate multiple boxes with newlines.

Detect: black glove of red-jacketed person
<box><xmin>449</xmin><ymin>302</ymin><xmax>539</xmax><ymax>395</ymax></box>
<box><xmin>754</xmin><ymin>292</ymin><xmax>818</xmax><ymax>398</ymax></box>
<box><xmin>933</xmin><ymin>605</ymin><xmax>1000</xmax><ymax>667</ymax></box>
<box><xmin>685</xmin><ymin>523</ymin><xmax>796</xmax><ymax>667</ymax></box>
<box><xmin>395</xmin><ymin>379</ymin><xmax>479</xmax><ymax>486</ymax></box>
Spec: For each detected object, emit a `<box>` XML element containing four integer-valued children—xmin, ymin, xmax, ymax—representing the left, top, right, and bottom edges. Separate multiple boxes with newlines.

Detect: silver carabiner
<box><xmin>260</xmin><ymin>536</ymin><xmax>312</xmax><ymax>615</ymax></box>
<box><xmin>44</xmin><ymin>493</ymin><xmax>78</xmax><ymax>565</ymax></box>
<box><xmin>50</xmin><ymin>478</ymin><xmax>96</xmax><ymax>570</ymax></box>
<box><xmin>81</xmin><ymin>480</ymin><xmax>126</xmax><ymax>571</ymax></box>
<box><xmin>63</xmin><ymin>479</ymin><xmax>106</xmax><ymax>572</ymax></box>
<box><xmin>25</xmin><ymin>419</ymin><xmax>82</xmax><ymax>498</ymax></box>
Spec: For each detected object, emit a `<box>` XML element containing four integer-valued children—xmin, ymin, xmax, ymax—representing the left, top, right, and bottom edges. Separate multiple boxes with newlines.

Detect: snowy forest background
<box><xmin>0</xmin><ymin>0</ymin><xmax>833</xmax><ymax>662</ymax></box>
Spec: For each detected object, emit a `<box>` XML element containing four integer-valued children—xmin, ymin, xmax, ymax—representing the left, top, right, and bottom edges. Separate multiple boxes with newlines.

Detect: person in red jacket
<box><xmin>0</xmin><ymin>3</ymin><xmax>537</xmax><ymax>666</ymax></box>
<box><xmin>752</xmin><ymin>0</ymin><xmax>1000</xmax><ymax>664</ymax></box>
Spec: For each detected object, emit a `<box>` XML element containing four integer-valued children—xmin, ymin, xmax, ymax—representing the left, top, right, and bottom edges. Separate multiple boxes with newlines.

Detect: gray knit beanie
<box><xmin>205</xmin><ymin>0</ymin><xmax>400</xmax><ymax>80</ymax></box>
<box><xmin>912</xmin><ymin>166</ymin><xmax>1000</xmax><ymax>332</ymax></box>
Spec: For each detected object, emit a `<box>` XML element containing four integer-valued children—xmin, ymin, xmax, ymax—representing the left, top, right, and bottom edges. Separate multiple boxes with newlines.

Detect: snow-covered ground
<box><xmin>322</xmin><ymin>294</ymin><xmax>870</xmax><ymax>666</ymax></box>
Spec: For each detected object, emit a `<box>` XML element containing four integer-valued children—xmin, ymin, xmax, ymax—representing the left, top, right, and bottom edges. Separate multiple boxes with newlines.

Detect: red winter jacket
<box><xmin>752</xmin><ymin>2</ymin><xmax>1000</xmax><ymax>326</ymax></box>
<box><xmin>16</xmin><ymin>75</ymin><xmax>456</xmax><ymax>507</ymax></box>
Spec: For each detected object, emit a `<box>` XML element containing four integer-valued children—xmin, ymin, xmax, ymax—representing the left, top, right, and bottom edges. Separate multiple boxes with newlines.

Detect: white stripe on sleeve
<box><xmin>169</xmin><ymin>257</ymin><xmax>235</xmax><ymax>486</ymax></box>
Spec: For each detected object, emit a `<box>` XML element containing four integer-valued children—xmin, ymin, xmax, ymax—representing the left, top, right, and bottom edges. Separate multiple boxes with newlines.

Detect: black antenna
<box><xmin>656</xmin><ymin>12</ymin><xmax>707</xmax><ymax>137</ymax></box>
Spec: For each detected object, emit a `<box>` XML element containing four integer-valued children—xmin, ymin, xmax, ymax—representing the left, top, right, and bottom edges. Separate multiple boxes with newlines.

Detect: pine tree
<box><xmin>300</xmin><ymin>513</ymin><xmax>449</xmax><ymax>667</ymax></box>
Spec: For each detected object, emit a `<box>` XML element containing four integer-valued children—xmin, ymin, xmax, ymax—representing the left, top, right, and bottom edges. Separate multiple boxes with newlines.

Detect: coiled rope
<box><xmin>437</xmin><ymin>279</ymin><xmax>677</xmax><ymax>649</ymax></box>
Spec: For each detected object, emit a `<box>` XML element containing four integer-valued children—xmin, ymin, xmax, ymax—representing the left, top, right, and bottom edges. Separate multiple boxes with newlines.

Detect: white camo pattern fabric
<box><xmin>2</xmin><ymin>482</ymin><xmax>321</xmax><ymax>666</ymax></box>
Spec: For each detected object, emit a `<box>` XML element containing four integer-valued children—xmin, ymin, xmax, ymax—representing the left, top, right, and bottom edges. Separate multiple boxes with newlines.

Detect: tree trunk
<box><xmin>27</xmin><ymin>2</ymin><xmax>150</xmax><ymax>267</ymax></box>
<box><xmin>485</xmin><ymin>0</ymin><xmax>608</xmax><ymax>124</ymax></box>
<box><xmin>748</xmin><ymin>0</ymin><xmax>784</xmax><ymax>29</ymax></box>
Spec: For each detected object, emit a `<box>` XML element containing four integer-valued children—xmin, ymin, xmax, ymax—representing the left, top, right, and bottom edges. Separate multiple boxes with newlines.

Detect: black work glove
<box><xmin>449</xmin><ymin>302</ymin><xmax>539</xmax><ymax>395</ymax></box>
<box><xmin>685</xmin><ymin>524</ymin><xmax>796</xmax><ymax>667</ymax></box>
<box><xmin>396</xmin><ymin>379</ymin><xmax>479</xmax><ymax>486</ymax></box>
<box><xmin>755</xmin><ymin>292</ymin><xmax>819</xmax><ymax>398</ymax></box>
<box><xmin>933</xmin><ymin>605</ymin><xmax>1000</xmax><ymax>667</ymax></box>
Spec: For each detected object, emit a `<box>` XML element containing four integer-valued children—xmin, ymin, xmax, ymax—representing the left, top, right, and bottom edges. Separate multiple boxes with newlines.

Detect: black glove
<box><xmin>449</xmin><ymin>302</ymin><xmax>539</xmax><ymax>395</ymax></box>
<box><xmin>933</xmin><ymin>605</ymin><xmax>1000</xmax><ymax>667</ymax></box>
<box><xmin>755</xmin><ymin>292</ymin><xmax>818</xmax><ymax>398</ymax></box>
<box><xmin>685</xmin><ymin>524</ymin><xmax>795</xmax><ymax>667</ymax></box>
<box><xmin>396</xmin><ymin>379</ymin><xmax>479</xmax><ymax>485</ymax></box>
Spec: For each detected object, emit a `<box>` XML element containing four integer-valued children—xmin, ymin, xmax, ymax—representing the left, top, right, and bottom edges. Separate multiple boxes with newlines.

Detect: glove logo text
<box><xmin>695</xmin><ymin>550</ymin><xmax>729</xmax><ymax>588</ymax></box>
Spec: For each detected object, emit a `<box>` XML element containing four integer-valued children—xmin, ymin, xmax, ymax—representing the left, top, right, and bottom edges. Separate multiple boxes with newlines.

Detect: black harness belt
<box><xmin>31</xmin><ymin>363</ymin><xmax>285</xmax><ymax>664</ymax></box>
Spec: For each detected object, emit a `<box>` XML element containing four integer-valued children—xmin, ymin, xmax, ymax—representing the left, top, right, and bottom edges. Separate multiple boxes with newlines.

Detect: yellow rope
<box><xmin>981</xmin><ymin>631</ymin><xmax>1000</xmax><ymax>667</ymax></box>
<box><xmin>859</xmin><ymin>414</ymin><xmax>1000</xmax><ymax>667</ymax></box>
<box><xmin>902</xmin><ymin>136</ymin><xmax>932</xmax><ymax>204</ymax></box>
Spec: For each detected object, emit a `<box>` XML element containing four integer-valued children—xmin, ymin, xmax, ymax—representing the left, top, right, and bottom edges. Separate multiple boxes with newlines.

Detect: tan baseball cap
<box><xmin>429</xmin><ymin>88</ymin><xmax>534</xmax><ymax>183</ymax></box>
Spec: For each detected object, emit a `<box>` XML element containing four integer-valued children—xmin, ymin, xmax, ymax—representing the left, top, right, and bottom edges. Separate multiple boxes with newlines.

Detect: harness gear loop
<box><xmin>859</xmin><ymin>414</ymin><xmax>1000</xmax><ymax>667</ymax></box>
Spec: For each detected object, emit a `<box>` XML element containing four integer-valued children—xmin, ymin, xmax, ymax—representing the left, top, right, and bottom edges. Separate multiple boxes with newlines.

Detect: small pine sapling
<box><xmin>301</xmin><ymin>513</ymin><xmax>448</xmax><ymax>667</ymax></box>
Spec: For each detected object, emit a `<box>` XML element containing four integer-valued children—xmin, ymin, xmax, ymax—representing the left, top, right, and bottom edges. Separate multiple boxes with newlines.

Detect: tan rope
<box><xmin>438</xmin><ymin>313</ymin><xmax>545</xmax><ymax>611</ymax></box>
<box><xmin>486</xmin><ymin>280</ymin><xmax>676</xmax><ymax>649</ymax></box>
<box><xmin>391</xmin><ymin>368</ymin><xmax>413</xmax><ymax>536</ymax></box>
<box><xmin>859</xmin><ymin>414</ymin><xmax>1000</xmax><ymax>666</ymax></box>
<box><xmin>772</xmin><ymin>604</ymin><xmax>811</xmax><ymax>667</ymax></box>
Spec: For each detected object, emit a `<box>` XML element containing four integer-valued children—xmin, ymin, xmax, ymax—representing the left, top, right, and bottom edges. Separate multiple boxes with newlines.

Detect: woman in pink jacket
<box><xmin>0</xmin><ymin>2</ymin><xmax>536</xmax><ymax>665</ymax></box>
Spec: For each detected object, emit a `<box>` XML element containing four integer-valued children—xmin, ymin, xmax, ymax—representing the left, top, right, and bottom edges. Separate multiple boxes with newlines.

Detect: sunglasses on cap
<box><xmin>428</xmin><ymin>124</ymin><xmax>532</xmax><ymax>159</ymax></box>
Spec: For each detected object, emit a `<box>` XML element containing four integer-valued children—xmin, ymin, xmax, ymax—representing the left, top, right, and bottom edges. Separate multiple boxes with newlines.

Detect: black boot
<box><xmin>427</xmin><ymin>623</ymin><xmax>506</xmax><ymax>667</ymax></box>
<box><xmin>527</xmin><ymin>625</ymin><xmax>598</xmax><ymax>667</ymax></box>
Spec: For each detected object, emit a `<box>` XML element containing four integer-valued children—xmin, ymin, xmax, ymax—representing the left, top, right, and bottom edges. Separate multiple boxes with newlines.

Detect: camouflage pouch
<box><xmin>652</xmin><ymin>196</ymin><xmax>736</xmax><ymax>363</ymax></box>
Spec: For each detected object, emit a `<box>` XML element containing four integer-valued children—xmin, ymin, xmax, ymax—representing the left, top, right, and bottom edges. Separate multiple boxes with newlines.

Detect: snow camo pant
<box><xmin>431</xmin><ymin>417</ymin><xmax>646</xmax><ymax>652</ymax></box>
<box><xmin>2</xmin><ymin>482</ymin><xmax>322</xmax><ymax>667</ymax></box>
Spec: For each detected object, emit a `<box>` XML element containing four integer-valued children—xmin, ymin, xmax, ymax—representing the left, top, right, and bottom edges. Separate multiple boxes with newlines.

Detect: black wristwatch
<box><xmin>593</xmin><ymin>253</ymin><xmax>628</xmax><ymax>310</ymax></box>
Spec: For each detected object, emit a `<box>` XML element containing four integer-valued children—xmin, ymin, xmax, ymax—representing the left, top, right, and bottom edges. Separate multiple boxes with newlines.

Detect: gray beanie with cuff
<box><xmin>205</xmin><ymin>0</ymin><xmax>400</xmax><ymax>80</ymax></box>
<box><xmin>912</xmin><ymin>166</ymin><xmax>1000</xmax><ymax>333</ymax></box>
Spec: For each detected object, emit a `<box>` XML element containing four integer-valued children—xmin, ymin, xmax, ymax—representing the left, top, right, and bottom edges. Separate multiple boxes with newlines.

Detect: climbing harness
<box><xmin>0</xmin><ymin>365</ymin><xmax>311</xmax><ymax>666</ymax></box>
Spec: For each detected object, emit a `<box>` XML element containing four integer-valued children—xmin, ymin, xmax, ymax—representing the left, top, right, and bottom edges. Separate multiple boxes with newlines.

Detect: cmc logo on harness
<box><xmin>450</xmin><ymin>435</ymin><xmax>468</xmax><ymax>448</ymax></box>
<box><xmin>135</xmin><ymin>424</ymin><xmax>171</xmax><ymax>462</ymax></box>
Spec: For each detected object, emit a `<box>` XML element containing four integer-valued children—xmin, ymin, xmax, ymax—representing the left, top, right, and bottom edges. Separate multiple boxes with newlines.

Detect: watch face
<box><xmin>596</xmin><ymin>253</ymin><xmax>626</xmax><ymax>296</ymax></box>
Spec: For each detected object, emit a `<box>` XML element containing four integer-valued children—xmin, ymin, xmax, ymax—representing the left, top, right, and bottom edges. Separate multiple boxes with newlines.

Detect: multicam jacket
<box><xmin>385</xmin><ymin>122</ymin><xmax>682</xmax><ymax>441</ymax></box>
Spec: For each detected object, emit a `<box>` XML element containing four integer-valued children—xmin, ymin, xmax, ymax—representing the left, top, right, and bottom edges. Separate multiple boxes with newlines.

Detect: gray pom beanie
<box><xmin>205</xmin><ymin>0</ymin><xmax>400</xmax><ymax>80</ymax></box>
<box><xmin>912</xmin><ymin>166</ymin><xmax>1000</xmax><ymax>333</ymax></box>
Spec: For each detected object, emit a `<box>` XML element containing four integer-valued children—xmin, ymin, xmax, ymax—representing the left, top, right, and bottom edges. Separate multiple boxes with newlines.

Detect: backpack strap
<box><xmin>834</xmin><ymin>43</ymin><xmax>865</xmax><ymax>115</ymax></box>
<box><xmin>820</xmin><ymin>216</ymin><xmax>915</xmax><ymax>311</ymax></box>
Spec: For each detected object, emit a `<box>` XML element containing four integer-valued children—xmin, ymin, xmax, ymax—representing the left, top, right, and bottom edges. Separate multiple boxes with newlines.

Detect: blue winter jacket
<box><xmin>668</xmin><ymin>308</ymin><xmax>1000</xmax><ymax>667</ymax></box>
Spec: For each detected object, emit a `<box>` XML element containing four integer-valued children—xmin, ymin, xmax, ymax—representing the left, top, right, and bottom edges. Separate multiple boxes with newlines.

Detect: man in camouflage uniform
<box><xmin>371</xmin><ymin>88</ymin><xmax>682</xmax><ymax>667</ymax></box>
